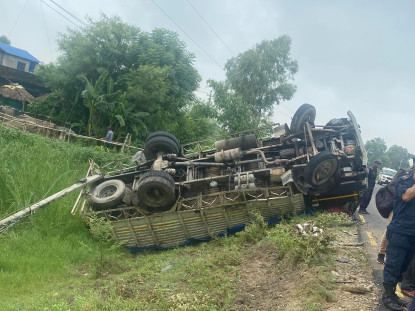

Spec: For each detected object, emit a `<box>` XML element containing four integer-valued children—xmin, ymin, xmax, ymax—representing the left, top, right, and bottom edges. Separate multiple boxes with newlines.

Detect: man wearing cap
<box><xmin>359</xmin><ymin>160</ymin><xmax>381</xmax><ymax>214</ymax></box>
<box><xmin>382</xmin><ymin>169</ymin><xmax>415</xmax><ymax>310</ymax></box>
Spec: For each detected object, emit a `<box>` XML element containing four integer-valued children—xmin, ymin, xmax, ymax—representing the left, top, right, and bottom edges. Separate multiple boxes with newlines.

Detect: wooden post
<box><xmin>127</xmin><ymin>134</ymin><xmax>132</xmax><ymax>155</ymax></box>
<box><xmin>71</xmin><ymin>164</ymin><xmax>94</xmax><ymax>215</ymax></box>
<box><xmin>121</xmin><ymin>133</ymin><xmax>129</xmax><ymax>153</ymax></box>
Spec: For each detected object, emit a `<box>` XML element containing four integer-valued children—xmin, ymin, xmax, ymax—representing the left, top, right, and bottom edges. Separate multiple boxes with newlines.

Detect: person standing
<box><xmin>400</xmin><ymin>157</ymin><xmax>415</xmax><ymax>297</ymax></box>
<box><xmin>377</xmin><ymin>168</ymin><xmax>408</xmax><ymax>264</ymax></box>
<box><xmin>382</xmin><ymin>169</ymin><xmax>415</xmax><ymax>311</ymax></box>
<box><xmin>103</xmin><ymin>126</ymin><xmax>113</xmax><ymax>152</ymax></box>
<box><xmin>358</xmin><ymin>160</ymin><xmax>381</xmax><ymax>214</ymax></box>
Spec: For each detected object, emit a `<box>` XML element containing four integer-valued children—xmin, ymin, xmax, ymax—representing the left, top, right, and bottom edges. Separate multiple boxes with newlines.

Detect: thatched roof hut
<box><xmin>0</xmin><ymin>84</ymin><xmax>34</xmax><ymax>111</ymax></box>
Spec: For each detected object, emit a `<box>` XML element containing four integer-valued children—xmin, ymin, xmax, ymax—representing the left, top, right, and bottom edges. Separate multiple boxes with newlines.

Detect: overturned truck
<box><xmin>79</xmin><ymin>104</ymin><xmax>368</xmax><ymax>251</ymax></box>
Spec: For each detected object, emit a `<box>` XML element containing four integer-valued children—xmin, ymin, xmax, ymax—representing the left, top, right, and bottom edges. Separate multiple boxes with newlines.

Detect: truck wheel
<box><xmin>308</xmin><ymin>176</ymin><xmax>339</xmax><ymax>195</ymax></box>
<box><xmin>89</xmin><ymin>179</ymin><xmax>126</xmax><ymax>210</ymax></box>
<box><xmin>290</xmin><ymin>104</ymin><xmax>316</xmax><ymax>133</ymax></box>
<box><xmin>304</xmin><ymin>152</ymin><xmax>339</xmax><ymax>187</ymax></box>
<box><xmin>144</xmin><ymin>136</ymin><xmax>180</xmax><ymax>160</ymax></box>
<box><xmin>138</xmin><ymin>170</ymin><xmax>175</xmax><ymax>186</ymax></box>
<box><xmin>146</xmin><ymin>131</ymin><xmax>180</xmax><ymax>148</ymax></box>
<box><xmin>137</xmin><ymin>175</ymin><xmax>176</xmax><ymax>211</ymax></box>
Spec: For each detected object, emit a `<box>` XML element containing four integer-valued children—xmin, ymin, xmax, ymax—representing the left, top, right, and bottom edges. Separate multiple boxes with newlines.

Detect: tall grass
<box><xmin>0</xmin><ymin>125</ymin><xmax>121</xmax><ymax>309</ymax></box>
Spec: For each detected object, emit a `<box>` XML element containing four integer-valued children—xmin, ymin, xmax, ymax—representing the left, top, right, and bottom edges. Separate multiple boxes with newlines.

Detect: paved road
<box><xmin>357</xmin><ymin>184</ymin><xmax>412</xmax><ymax>310</ymax></box>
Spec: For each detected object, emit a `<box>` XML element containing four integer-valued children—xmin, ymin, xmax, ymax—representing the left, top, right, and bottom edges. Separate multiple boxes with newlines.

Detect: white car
<box><xmin>378</xmin><ymin>167</ymin><xmax>397</xmax><ymax>185</ymax></box>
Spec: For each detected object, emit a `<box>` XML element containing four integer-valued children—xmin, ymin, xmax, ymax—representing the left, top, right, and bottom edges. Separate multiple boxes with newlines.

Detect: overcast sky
<box><xmin>1</xmin><ymin>0</ymin><xmax>414</xmax><ymax>156</ymax></box>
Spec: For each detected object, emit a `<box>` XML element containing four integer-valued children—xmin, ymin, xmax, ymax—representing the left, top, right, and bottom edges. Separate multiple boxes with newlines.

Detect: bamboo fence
<box><xmin>0</xmin><ymin>110</ymin><xmax>142</xmax><ymax>152</ymax></box>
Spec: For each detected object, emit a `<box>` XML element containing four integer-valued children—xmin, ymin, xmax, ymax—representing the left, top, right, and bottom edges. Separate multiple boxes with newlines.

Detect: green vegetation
<box><xmin>365</xmin><ymin>137</ymin><xmax>413</xmax><ymax>170</ymax></box>
<box><xmin>0</xmin><ymin>129</ymin><xmax>353</xmax><ymax>310</ymax></box>
<box><xmin>31</xmin><ymin>14</ymin><xmax>217</xmax><ymax>144</ymax></box>
<box><xmin>0</xmin><ymin>34</ymin><xmax>11</xmax><ymax>45</ymax></box>
<box><xmin>27</xmin><ymin>15</ymin><xmax>299</xmax><ymax>145</ymax></box>
<box><xmin>208</xmin><ymin>35</ymin><xmax>298</xmax><ymax>132</ymax></box>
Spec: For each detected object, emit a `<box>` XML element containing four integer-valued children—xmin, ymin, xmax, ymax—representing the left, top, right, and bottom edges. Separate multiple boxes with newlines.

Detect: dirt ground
<box><xmin>228</xmin><ymin>226</ymin><xmax>380</xmax><ymax>311</ymax></box>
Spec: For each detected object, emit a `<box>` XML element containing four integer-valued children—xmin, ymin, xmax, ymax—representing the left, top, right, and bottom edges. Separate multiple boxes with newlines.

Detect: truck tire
<box><xmin>89</xmin><ymin>179</ymin><xmax>126</xmax><ymax>210</ymax></box>
<box><xmin>304</xmin><ymin>152</ymin><xmax>339</xmax><ymax>187</ymax></box>
<box><xmin>136</xmin><ymin>175</ymin><xmax>176</xmax><ymax>211</ymax></box>
<box><xmin>144</xmin><ymin>136</ymin><xmax>180</xmax><ymax>160</ymax></box>
<box><xmin>138</xmin><ymin>170</ymin><xmax>175</xmax><ymax>186</ymax></box>
<box><xmin>290</xmin><ymin>104</ymin><xmax>316</xmax><ymax>133</ymax></box>
<box><xmin>146</xmin><ymin>131</ymin><xmax>180</xmax><ymax>149</ymax></box>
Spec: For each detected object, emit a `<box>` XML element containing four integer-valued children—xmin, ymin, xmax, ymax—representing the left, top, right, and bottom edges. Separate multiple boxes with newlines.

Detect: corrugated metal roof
<box><xmin>0</xmin><ymin>42</ymin><xmax>40</xmax><ymax>63</ymax></box>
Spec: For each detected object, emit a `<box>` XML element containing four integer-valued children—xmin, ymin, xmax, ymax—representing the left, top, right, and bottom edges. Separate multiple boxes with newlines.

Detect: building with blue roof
<box><xmin>0</xmin><ymin>42</ymin><xmax>41</xmax><ymax>73</ymax></box>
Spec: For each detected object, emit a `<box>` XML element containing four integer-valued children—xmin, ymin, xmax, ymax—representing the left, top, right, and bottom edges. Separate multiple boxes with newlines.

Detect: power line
<box><xmin>9</xmin><ymin>0</ymin><xmax>30</xmax><ymax>36</ymax></box>
<box><xmin>195</xmin><ymin>90</ymin><xmax>210</xmax><ymax>95</ymax></box>
<box><xmin>48</xmin><ymin>0</ymin><xmax>86</xmax><ymax>27</ymax></box>
<box><xmin>40</xmin><ymin>0</ymin><xmax>80</xmax><ymax>28</ymax></box>
<box><xmin>274</xmin><ymin>108</ymin><xmax>292</xmax><ymax>119</ymax></box>
<box><xmin>40</xmin><ymin>1</ymin><xmax>55</xmax><ymax>62</ymax></box>
<box><xmin>150</xmin><ymin>0</ymin><xmax>223</xmax><ymax>70</ymax></box>
<box><xmin>279</xmin><ymin>102</ymin><xmax>295</xmax><ymax>114</ymax></box>
<box><xmin>186</xmin><ymin>0</ymin><xmax>234</xmax><ymax>56</ymax></box>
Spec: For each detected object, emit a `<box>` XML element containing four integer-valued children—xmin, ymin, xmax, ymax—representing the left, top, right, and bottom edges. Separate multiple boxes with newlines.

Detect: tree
<box><xmin>208</xmin><ymin>80</ymin><xmax>250</xmax><ymax>133</ymax></box>
<box><xmin>78</xmin><ymin>70</ymin><xmax>111</xmax><ymax>136</ymax></box>
<box><xmin>0</xmin><ymin>35</ymin><xmax>10</xmax><ymax>45</ymax></box>
<box><xmin>365</xmin><ymin>138</ymin><xmax>389</xmax><ymax>167</ymax></box>
<box><xmin>387</xmin><ymin>145</ymin><xmax>413</xmax><ymax>170</ymax></box>
<box><xmin>34</xmin><ymin>14</ymin><xmax>202</xmax><ymax>142</ymax></box>
<box><xmin>209</xmin><ymin>35</ymin><xmax>298</xmax><ymax>132</ymax></box>
<box><xmin>109</xmin><ymin>92</ymin><xmax>149</xmax><ymax>141</ymax></box>
<box><xmin>174</xmin><ymin>99</ymin><xmax>220</xmax><ymax>143</ymax></box>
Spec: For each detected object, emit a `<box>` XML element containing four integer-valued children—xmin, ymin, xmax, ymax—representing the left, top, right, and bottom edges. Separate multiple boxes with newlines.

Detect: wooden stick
<box><xmin>127</xmin><ymin>134</ymin><xmax>132</xmax><ymax>155</ymax></box>
<box><xmin>71</xmin><ymin>164</ymin><xmax>93</xmax><ymax>215</ymax></box>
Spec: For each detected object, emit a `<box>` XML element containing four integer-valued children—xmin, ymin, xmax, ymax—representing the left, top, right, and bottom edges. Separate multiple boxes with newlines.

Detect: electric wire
<box><xmin>48</xmin><ymin>0</ymin><xmax>86</xmax><ymax>27</ymax></box>
<box><xmin>186</xmin><ymin>0</ymin><xmax>234</xmax><ymax>56</ymax></box>
<box><xmin>8</xmin><ymin>0</ymin><xmax>30</xmax><ymax>36</ymax></box>
<box><xmin>280</xmin><ymin>102</ymin><xmax>295</xmax><ymax>114</ymax></box>
<box><xmin>195</xmin><ymin>90</ymin><xmax>210</xmax><ymax>95</ymax></box>
<box><xmin>150</xmin><ymin>0</ymin><xmax>223</xmax><ymax>70</ymax></box>
<box><xmin>40</xmin><ymin>0</ymin><xmax>80</xmax><ymax>28</ymax></box>
<box><xmin>40</xmin><ymin>0</ymin><xmax>55</xmax><ymax>62</ymax></box>
<box><xmin>274</xmin><ymin>108</ymin><xmax>292</xmax><ymax>119</ymax></box>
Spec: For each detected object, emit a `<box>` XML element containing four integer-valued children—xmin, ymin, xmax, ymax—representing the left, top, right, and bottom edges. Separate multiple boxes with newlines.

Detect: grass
<box><xmin>0</xmin><ymin>124</ymin><xmax>358</xmax><ymax>310</ymax></box>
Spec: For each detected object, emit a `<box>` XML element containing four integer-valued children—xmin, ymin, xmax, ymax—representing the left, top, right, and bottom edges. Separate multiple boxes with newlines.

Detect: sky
<box><xmin>1</xmin><ymin>0</ymin><xmax>414</xmax><ymax>156</ymax></box>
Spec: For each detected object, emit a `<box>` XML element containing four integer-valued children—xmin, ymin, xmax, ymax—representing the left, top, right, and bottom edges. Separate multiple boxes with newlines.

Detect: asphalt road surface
<box><xmin>357</xmin><ymin>184</ymin><xmax>412</xmax><ymax>311</ymax></box>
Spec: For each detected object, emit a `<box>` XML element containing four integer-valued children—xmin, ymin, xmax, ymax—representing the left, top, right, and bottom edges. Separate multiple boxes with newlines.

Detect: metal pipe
<box><xmin>303</xmin><ymin>125</ymin><xmax>309</xmax><ymax>162</ymax></box>
<box><xmin>0</xmin><ymin>174</ymin><xmax>103</xmax><ymax>229</ymax></box>
<box><xmin>306</xmin><ymin>122</ymin><xmax>317</xmax><ymax>155</ymax></box>
<box><xmin>246</xmin><ymin>149</ymin><xmax>290</xmax><ymax>165</ymax></box>
<box><xmin>173</xmin><ymin>161</ymin><xmax>225</xmax><ymax>167</ymax></box>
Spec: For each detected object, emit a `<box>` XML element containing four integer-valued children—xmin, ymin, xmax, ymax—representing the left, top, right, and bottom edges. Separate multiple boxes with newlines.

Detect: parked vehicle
<box><xmin>378</xmin><ymin>167</ymin><xmax>397</xmax><ymax>185</ymax></box>
<box><xmin>77</xmin><ymin>104</ymin><xmax>368</xmax><ymax>251</ymax></box>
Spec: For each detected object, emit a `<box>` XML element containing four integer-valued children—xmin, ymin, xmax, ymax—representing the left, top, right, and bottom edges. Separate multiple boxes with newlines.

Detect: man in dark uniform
<box><xmin>358</xmin><ymin>160</ymin><xmax>381</xmax><ymax>214</ymax></box>
<box><xmin>382</xmin><ymin>169</ymin><xmax>415</xmax><ymax>310</ymax></box>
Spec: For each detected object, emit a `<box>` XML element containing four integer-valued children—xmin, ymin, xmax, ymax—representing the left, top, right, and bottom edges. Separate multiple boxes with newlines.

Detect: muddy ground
<box><xmin>228</xmin><ymin>225</ymin><xmax>380</xmax><ymax>311</ymax></box>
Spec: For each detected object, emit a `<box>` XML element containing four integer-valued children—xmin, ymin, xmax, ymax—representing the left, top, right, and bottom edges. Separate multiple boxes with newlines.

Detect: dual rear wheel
<box><xmin>90</xmin><ymin>132</ymin><xmax>179</xmax><ymax>211</ymax></box>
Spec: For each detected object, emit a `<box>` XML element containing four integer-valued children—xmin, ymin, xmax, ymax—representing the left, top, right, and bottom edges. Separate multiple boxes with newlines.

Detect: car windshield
<box><xmin>383</xmin><ymin>169</ymin><xmax>397</xmax><ymax>177</ymax></box>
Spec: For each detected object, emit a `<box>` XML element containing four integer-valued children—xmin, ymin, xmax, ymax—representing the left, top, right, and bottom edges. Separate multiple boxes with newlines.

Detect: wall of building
<box><xmin>0</xmin><ymin>53</ymin><xmax>39</xmax><ymax>72</ymax></box>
